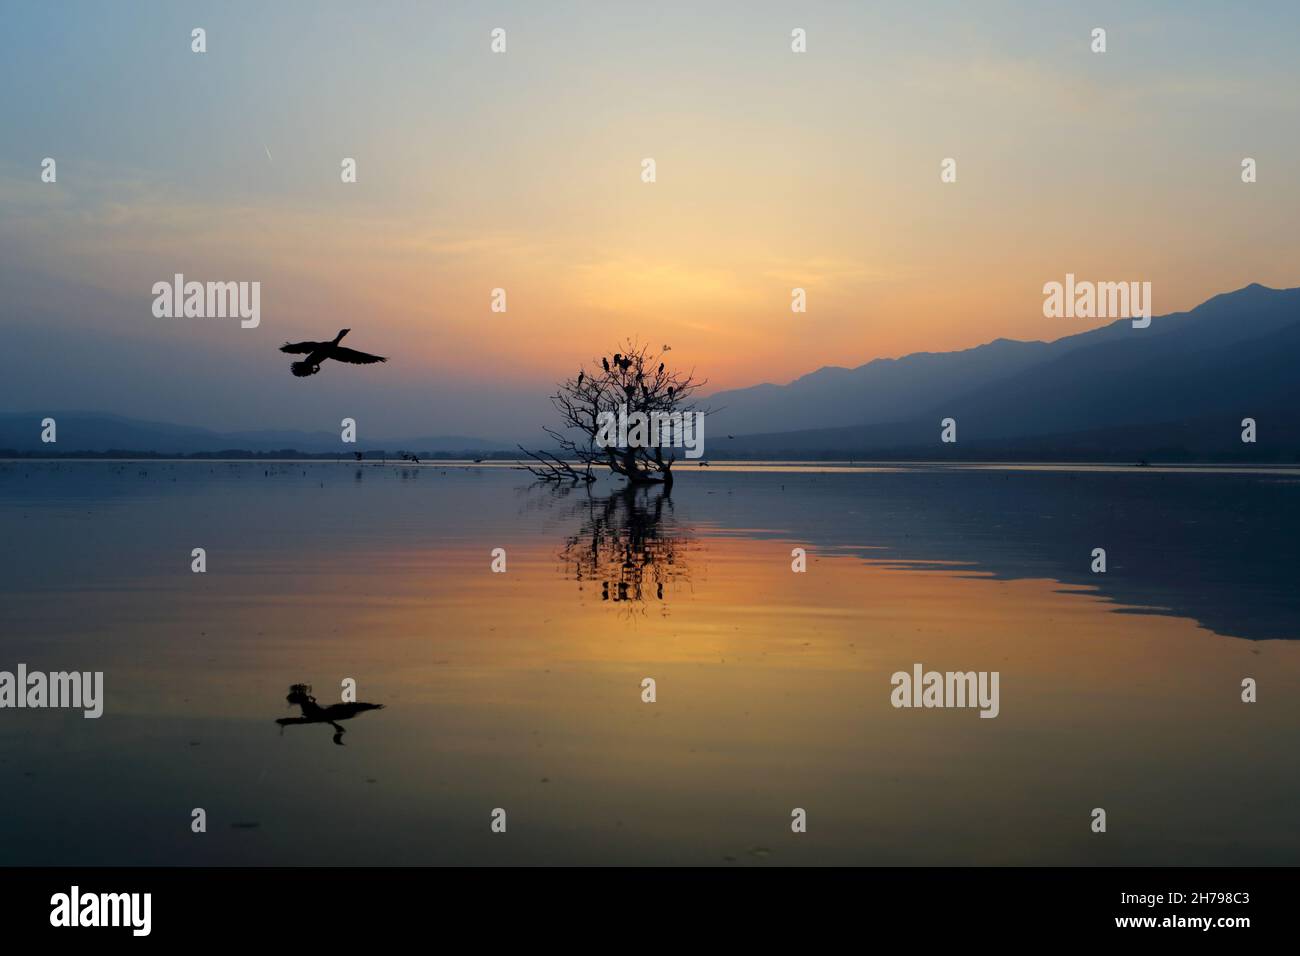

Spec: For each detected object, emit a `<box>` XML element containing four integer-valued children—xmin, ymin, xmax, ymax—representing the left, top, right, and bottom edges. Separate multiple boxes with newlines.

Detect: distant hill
<box><xmin>0</xmin><ymin>412</ymin><xmax>510</xmax><ymax>457</ymax></box>
<box><xmin>6</xmin><ymin>283</ymin><xmax>1297</xmax><ymax>462</ymax></box>
<box><xmin>706</xmin><ymin>283</ymin><xmax>1300</xmax><ymax>461</ymax></box>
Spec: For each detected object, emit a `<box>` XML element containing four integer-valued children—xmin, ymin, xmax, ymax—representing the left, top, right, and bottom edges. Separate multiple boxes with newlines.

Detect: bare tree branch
<box><xmin>515</xmin><ymin>444</ymin><xmax>595</xmax><ymax>483</ymax></box>
<box><xmin>522</xmin><ymin>339</ymin><xmax>709</xmax><ymax>488</ymax></box>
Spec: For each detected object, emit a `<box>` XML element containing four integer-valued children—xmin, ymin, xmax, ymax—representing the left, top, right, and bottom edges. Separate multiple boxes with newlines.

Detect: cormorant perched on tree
<box><xmin>279</xmin><ymin>329</ymin><xmax>386</xmax><ymax>378</ymax></box>
<box><xmin>658</xmin><ymin>362</ymin><xmax>664</xmax><ymax>374</ymax></box>
<box><xmin>602</xmin><ymin>357</ymin><xmax>610</xmax><ymax>372</ymax></box>
<box><xmin>577</xmin><ymin>370</ymin><xmax>584</xmax><ymax>386</ymax></box>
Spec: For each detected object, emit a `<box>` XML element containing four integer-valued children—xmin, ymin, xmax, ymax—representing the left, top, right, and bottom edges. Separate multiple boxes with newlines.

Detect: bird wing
<box><xmin>280</xmin><ymin>340</ymin><xmax>323</xmax><ymax>354</ymax></box>
<box><xmin>331</xmin><ymin>346</ymin><xmax>387</xmax><ymax>365</ymax></box>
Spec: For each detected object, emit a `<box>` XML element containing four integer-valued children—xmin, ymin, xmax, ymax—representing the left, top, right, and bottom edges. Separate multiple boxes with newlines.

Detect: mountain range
<box><xmin>3</xmin><ymin>283</ymin><xmax>1297</xmax><ymax>460</ymax></box>
<box><xmin>705</xmin><ymin>283</ymin><xmax>1300</xmax><ymax>461</ymax></box>
<box><xmin>0</xmin><ymin>412</ymin><xmax>505</xmax><ymax>457</ymax></box>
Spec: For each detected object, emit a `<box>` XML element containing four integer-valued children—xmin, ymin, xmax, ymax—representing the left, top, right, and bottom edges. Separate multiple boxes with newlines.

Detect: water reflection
<box><xmin>549</xmin><ymin>485</ymin><xmax>693</xmax><ymax>610</ymax></box>
<box><xmin>274</xmin><ymin>683</ymin><xmax>386</xmax><ymax>746</ymax></box>
<box><xmin>1</xmin><ymin>463</ymin><xmax>1299</xmax><ymax>865</ymax></box>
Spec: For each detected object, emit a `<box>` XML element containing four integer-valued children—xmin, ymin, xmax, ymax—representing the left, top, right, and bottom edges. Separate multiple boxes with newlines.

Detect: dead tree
<box><xmin>520</xmin><ymin>340</ymin><xmax>706</xmax><ymax>489</ymax></box>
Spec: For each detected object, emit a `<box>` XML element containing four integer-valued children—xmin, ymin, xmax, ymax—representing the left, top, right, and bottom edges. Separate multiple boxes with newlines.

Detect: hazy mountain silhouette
<box><xmin>0</xmin><ymin>411</ymin><xmax>508</xmax><ymax>456</ymax></box>
<box><xmin>708</xmin><ymin>337</ymin><xmax>1068</xmax><ymax>435</ymax></box>
<box><xmin>709</xmin><ymin>284</ymin><xmax>1300</xmax><ymax>459</ymax></box>
<box><xmin>6</xmin><ymin>283</ymin><xmax>1296</xmax><ymax>461</ymax></box>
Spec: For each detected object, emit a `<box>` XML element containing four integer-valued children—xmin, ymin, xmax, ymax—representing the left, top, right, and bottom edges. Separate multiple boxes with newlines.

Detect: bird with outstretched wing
<box><xmin>279</xmin><ymin>328</ymin><xmax>386</xmax><ymax>377</ymax></box>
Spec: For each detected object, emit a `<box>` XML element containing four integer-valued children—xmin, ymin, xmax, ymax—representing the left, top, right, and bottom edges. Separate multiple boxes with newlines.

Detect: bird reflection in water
<box><xmin>275</xmin><ymin>683</ymin><xmax>385</xmax><ymax>745</ymax></box>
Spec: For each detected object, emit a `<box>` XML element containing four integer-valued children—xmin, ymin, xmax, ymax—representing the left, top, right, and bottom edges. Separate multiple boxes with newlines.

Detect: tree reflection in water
<box><xmin>533</xmin><ymin>483</ymin><xmax>694</xmax><ymax>612</ymax></box>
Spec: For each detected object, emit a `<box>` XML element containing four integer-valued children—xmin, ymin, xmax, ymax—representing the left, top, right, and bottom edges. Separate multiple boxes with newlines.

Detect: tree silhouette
<box><xmin>520</xmin><ymin>339</ymin><xmax>706</xmax><ymax>489</ymax></box>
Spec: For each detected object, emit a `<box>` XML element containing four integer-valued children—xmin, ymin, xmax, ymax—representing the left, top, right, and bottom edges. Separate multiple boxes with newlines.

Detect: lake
<box><xmin>1</xmin><ymin>460</ymin><xmax>1297</xmax><ymax>865</ymax></box>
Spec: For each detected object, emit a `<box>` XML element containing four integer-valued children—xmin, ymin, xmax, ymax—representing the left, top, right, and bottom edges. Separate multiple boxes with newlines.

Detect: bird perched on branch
<box><xmin>279</xmin><ymin>329</ymin><xmax>386</xmax><ymax>378</ymax></box>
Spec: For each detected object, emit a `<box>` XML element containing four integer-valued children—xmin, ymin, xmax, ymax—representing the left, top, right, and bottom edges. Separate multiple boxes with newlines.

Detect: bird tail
<box><xmin>291</xmin><ymin>360</ymin><xmax>318</xmax><ymax>377</ymax></box>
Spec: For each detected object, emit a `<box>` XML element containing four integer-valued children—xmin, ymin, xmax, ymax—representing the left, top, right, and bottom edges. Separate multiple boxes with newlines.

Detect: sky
<box><xmin>2</xmin><ymin>0</ymin><xmax>1298</xmax><ymax>441</ymax></box>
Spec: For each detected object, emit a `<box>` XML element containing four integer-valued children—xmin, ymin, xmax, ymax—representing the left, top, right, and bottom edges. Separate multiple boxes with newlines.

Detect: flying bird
<box><xmin>279</xmin><ymin>329</ymin><xmax>386</xmax><ymax>377</ymax></box>
<box><xmin>662</xmin><ymin>344</ymin><xmax>671</xmax><ymax>351</ymax></box>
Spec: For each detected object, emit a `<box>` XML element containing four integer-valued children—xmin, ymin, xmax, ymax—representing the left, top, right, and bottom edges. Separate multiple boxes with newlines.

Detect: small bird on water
<box><xmin>279</xmin><ymin>328</ymin><xmax>386</xmax><ymax>377</ymax></box>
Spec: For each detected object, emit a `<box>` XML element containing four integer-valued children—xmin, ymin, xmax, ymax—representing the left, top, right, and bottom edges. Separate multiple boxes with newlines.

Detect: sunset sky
<box><xmin>2</xmin><ymin>0</ymin><xmax>1298</xmax><ymax>440</ymax></box>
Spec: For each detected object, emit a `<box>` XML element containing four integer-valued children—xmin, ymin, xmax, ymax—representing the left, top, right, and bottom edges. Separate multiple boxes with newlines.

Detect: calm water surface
<box><xmin>1</xmin><ymin>460</ymin><xmax>1297</xmax><ymax>865</ymax></box>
